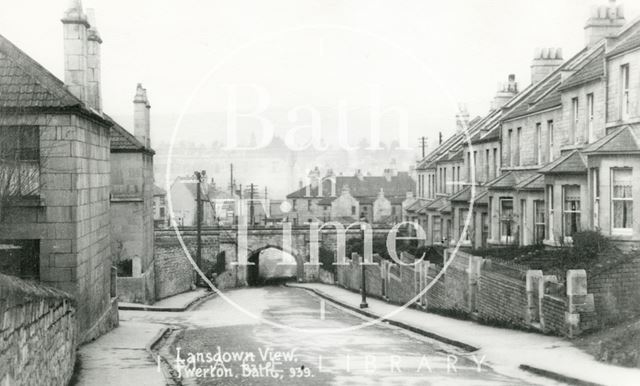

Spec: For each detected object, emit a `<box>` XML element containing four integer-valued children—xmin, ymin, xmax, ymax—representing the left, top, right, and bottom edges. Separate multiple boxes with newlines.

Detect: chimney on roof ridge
<box><xmin>491</xmin><ymin>74</ymin><xmax>518</xmax><ymax>110</ymax></box>
<box><xmin>86</xmin><ymin>8</ymin><xmax>102</xmax><ymax>113</ymax></box>
<box><xmin>531</xmin><ymin>48</ymin><xmax>563</xmax><ymax>85</ymax></box>
<box><xmin>355</xmin><ymin>169</ymin><xmax>364</xmax><ymax>181</ymax></box>
<box><xmin>62</xmin><ymin>0</ymin><xmax>89</xmax><ymax>104</ymax></box>
<box><xmin>585</xmin><ymin>0</ymin><xmax>625</xmax><ymax>47</ymax></box>
<box><xmin>133</xmin><ymin>84</ymin><xmax>151</xmax><ymax>148</ymax></box>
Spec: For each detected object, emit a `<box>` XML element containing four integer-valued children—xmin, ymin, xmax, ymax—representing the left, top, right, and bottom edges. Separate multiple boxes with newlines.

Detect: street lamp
<box><xmin>360</xmin><ymin>216</ymin><xmax>369</xmax><ymax>309</ymax></box>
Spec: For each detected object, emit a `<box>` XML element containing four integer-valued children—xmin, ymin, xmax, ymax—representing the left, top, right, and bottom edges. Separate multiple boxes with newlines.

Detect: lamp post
<box><xmin>360</xmin><ymin>216</ymin><xmax>369</xmax><ymax>309</ymax></box>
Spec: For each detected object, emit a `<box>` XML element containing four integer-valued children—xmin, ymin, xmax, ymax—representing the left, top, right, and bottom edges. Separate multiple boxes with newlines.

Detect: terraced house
<box><xmin>409</xmin><ymin>0</ymin><xmax>640</xmax><ymax>251</ymax></box>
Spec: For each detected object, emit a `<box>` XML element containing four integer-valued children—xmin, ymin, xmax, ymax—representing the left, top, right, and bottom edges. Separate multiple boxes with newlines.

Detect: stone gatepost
<box><xmin>525</xmin><ymin>270</ymin><xmax>543</xmax><ymax>325</ymax></box>
<box><xmin>132</xmin><ymin>256</ymin><xmax>142</xmax><ymax>277</ymax></box>
<box><xmin>468</xmin><ymin>255</ymin><xmax>483</xmax><ymax>313</ymax></box>
<box><xmin>566</xmin><ymin>270</ymin><xmax>594</xmax><ymax>337</ymax></box>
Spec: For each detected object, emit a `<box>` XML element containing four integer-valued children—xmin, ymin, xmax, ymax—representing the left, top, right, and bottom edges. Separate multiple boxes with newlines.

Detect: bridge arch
<box><xmin>246</xmin><ymin>244</ymin><xmax>302</xmax><ymax>286</ymax></box>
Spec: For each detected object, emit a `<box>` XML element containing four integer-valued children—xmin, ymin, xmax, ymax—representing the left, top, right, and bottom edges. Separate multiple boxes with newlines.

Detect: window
<box><xmin>507</xmin><ymin>129</ymin><xmax>513</xmax><ymax>166</ymax></box>
<box><xmin>500</xmin><ymin>198</ymin><xmax>514</xmax><ymax>242</ymax></box>
<box><xmin>535</xmin><ymin>123</ymin><xmax>542</xmax><ymax>165</ymax></box>
<box><xmin>467</xmin><ymin>152</ymin><xmax>471</xmax><ymax>183</ymax></box>
<box><xmin>534</xmin><ymin>200</ymin><xmax>545</xmax><ymax>244</ymax></box>
<box><xmin>0</xmin><ymin>126</ymin><xmax>40</xmax><ymax>198</ymax></box>
<box><xmin>159</xmin><ymin>207</ymin><xmax>165</xmax><ymax>218</ymax></box>
<box><xmin>563</xmin><ymin>185</ymin><xmax>581</xmax><ymax>238</ymax></box>
<box><xmin>0</xmin><ymin>239</ymin><xmax>39</xmax><ymax>280</ymax></box>
<box><xmin>351</xmin><ymin>206</ymin><xmax>356</xmax><ymax>216</ymax></box>
<box><xmin>621</xmin><ymin>64</ymin><xmax>630</xmax><ymax>119</ymax></box>
<box><xmin>459</xmin><ymin>209</ymin><xmax>470</xmax><ymax>242</ymax></box>
<box><xmin>444</xmin><ymin>168</ymin><xmax>447</xmax><ymax>194</ymax></box>
<box><xmin>591</xmin><ymin>168</ymin><xmax>599</xmax><ymax>228</ymax></box>
<box><xmin>520</xmin><ymin>199</ymin><xmax>527</xmax><ymax>245</ymax></box>
<box><xmin>587</xmin><ymin>93</ymin><xmax>594</xmax><ymax>142</ymax></box>
<box><xmin>547</xmin><ymin>120</ymin><xmax>554</xmax><ymax>161</ymax></box>
<box><xmin>516</xmin><ymin>127</ymin><xmax>521</xmax><ymax>166</ymax></box>
<box><xmin>457</xmin><ymin>166</ymin><xmax>461</xmax><ymax>190</ymax></box>
<box><xmin>612</xmin><ymin>168</ymin><xmax>632</xmax><ymax>233</ymax></box>
<box><xmin>485</xmin><ymin>149</ymin><xmax>490</xmax><ymax>182</ymax></box>
<box><xmin>571</xmin><ymin>98</ymin><xmax>579</xmax><ymax>144</ymax></box>
<box><xmin>493</xmin><ymin>148</ymin><xmax>498</xmax><ymax>179</ymax></box>
<box><xmin>433</xmin><ymin>216</ymin><xmax>441</xmax><ymax>242</ymax></box>
<box><xmin>547</xmin><ymin>185</ymin><xmax>554</xmax><ymax>240</ymax></box>
<box><xmin>471</xmin><ymin>151</ymin><xmax>476</xmax><ymax>183</ymax></box>
<box><xmin>308</xmin><ymin>199</ymin><xmax>312</xmax><ymax>210</ymax></box>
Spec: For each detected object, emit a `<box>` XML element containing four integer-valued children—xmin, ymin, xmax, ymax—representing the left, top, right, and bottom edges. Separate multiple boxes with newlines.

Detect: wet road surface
<box><xmin>123</xmin><ymin>286</ymin><xmax>545</xmax><ymax>385</ymax></box>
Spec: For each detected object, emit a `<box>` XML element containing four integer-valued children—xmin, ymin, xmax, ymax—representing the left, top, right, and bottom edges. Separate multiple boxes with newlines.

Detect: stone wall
<box><xmin>587</xmin><ymin>256</ymin><xmax>640</xmax><ymax>327</ymax></box>
<box><xmin>0</xmin><ymin>112</ymin><xmax>114</xmax><ymax>340</ymax></box>
<box><xmin>154</xmin><ymin>230</ymin><xmax>198</xmax><ymax>299</ymax></box>
<box><xmin>0</xmin><ymin>273</ymin><xmax>76</xmax><ymax>386</ymax></box>
<box><xmin>477</xmin><ymin>264</ymin><xmax>529</xmax><ymax>328</ymax></box>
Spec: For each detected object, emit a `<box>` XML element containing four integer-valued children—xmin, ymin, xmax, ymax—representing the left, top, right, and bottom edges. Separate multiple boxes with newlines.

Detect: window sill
<box><xmin>10</xmin><ymin>197</ymin><xmax>45</xmax><ymax>207</ymax></box>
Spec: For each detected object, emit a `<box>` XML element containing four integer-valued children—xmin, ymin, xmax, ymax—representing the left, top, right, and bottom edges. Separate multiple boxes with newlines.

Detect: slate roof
<box><xmin>405</xmin><ymin>198</ymin><xmax>430</xmax><ymax>213</ymax></box>
<box><xmin>514</xmin><ymin>173</ymin><xmax>544</xmax><ymax>191</ymax></box>
<box><xmin>106</xmin><ymin>115</ymin><xmax>148</xmax><ymax>152</ymax></box>
<box><xmin>153</xmin><ymin>185</ymin><xmax>166</xmax><ymax>196</ymax></box>
<box><xmin>287</xmin><ymin>172</ymin><xmax>415</xmax><ymax>199</ymax></box>
<box><xmin>538</xmin><ymin>150</ymin><xmax>587</xmax><ymax>174</ymax></box>
<box><xmin>583</xmin><ymin>126</ymin><xmax>640</xmax><ymax>154</ymax></box>
<box><xmin>503</xmin><ymin>73</ymin><xmax>562</xmax><ymax>121</ymax></box>
<box><xmin>0</xmin><ymin>34</ymin><xmax>84</xmax><ymax>110</ymax></box>
<box><xmin>607</xmin><ymin>24</ymin><xmax>640</xmax><ymax>58</ymax></box>
<box><xmin>559</xmin><ymin>48</ymin><xmax>605</xmax><ymax>90</ymax></box>
<box><xmin>486</xmin><ymin>171</ymin><xmax>540</xmax><ymax>190</ymax></box>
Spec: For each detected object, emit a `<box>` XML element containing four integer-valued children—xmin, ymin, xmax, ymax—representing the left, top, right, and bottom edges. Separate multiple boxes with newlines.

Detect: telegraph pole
<box><xmin>229</xmin><ymin>163</ymin><xmax>234</xmax><ymax>194</ymax></box>
<box><xmin>194</xmin><ymin>170</ymin><xmax>206</xmax><ymax>280</ymax></box>
<box><xmin>249</xmin><ymin>183</ymin><xmax>255</xmax><ymax>226</ymax></box>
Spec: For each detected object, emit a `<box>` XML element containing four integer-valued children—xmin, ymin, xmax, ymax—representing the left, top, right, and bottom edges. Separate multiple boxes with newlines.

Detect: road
<box><xmin>124</xmin><ymin>285</ymin><xmax>543</xmax><ymax>385</ymax></box>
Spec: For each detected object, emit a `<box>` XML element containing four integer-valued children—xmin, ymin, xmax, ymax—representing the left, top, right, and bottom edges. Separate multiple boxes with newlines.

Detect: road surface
<box><xmin>137</xmin><ymin>286</ymin><xmax>544</xmax><ymax>385</ymax></box>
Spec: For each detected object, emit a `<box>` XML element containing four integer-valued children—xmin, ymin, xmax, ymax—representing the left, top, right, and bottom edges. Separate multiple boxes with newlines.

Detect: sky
<box><xmin>2</xmin><ymin>0</ymin><xmax>640</xmax><ymax>151</ymax></box>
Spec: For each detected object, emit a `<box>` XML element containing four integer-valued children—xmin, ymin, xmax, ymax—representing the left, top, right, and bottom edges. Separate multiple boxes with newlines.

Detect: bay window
<box><xmin>534</xmin><ymin>200</ymin><xmax>545</xmax><ymax>244</ymax></box>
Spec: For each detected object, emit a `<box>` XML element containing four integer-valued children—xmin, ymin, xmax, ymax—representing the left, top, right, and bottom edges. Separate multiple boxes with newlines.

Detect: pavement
<box><xmin>74</xmin><ymin>289</ymin><xmax>211</xmax><ymax>386</ymax></box>
<box><xmin>289</xmin><ymin>282</ymin><xmax>640</xmax><ymax>386</ymax></box>
<box><xmin>118</xmin><ymin>288</ymin><xmax>213</xmax><ymax>311</ymax></box>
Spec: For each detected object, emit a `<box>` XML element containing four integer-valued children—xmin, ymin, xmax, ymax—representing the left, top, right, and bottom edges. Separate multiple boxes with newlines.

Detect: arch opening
<box><xmin>246</xmin><ymin>246</ymin><xmax>298</xmax><ymax>286</ymax></box>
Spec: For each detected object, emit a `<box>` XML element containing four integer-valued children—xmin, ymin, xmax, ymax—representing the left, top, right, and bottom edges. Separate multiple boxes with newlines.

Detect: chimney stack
<box><xmin>61</xmin><ymin>0</ymin><xmax>89</xmax><ymax>104</ymax></box>
<box><xmin>491</xmin><ymin>74</ymin><xmax>518</xmax><ymax>110</ymax></box>
<box><xmin>133</xmin><ymin>84</ymin><xmax>151</xmax><ymax>148</ymax></box>
<box><xmin>531</xmin><ymin>48</ymin><xmax>563</xmax><ymax>85</ymax></box>
<box><xmin>86</xmin><ymin>9</ymin><xmax>102</xmax><ymax>112</ymax></box>
<box><xmin>585</xmin><ymin>0</ymin><xmax>625</xmax><ymax>47</ymax></box>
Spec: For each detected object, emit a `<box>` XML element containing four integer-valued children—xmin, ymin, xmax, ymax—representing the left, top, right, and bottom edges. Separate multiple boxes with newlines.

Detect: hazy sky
<box><xmin>2</xmin><ymin>0</ymin><xmax>639</xmax><ymax>149</ymax></box>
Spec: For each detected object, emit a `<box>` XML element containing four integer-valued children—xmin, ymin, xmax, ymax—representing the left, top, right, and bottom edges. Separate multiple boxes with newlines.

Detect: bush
<box><xmin>318</xmin><ymin>246</ymin><xmax>336</xmax><ymax>274</ymax></box>
<box><xmin>572</xmin><ymin>230</ymin><xmax>609</xmax><ymax>260</ymax></box>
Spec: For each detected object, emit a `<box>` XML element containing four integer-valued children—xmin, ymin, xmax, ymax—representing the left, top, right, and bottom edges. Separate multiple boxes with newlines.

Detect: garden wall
<box><xmin>0</xmin><ymin>273</ymin><xmax>77</xmax><ymax>386</ymax></box>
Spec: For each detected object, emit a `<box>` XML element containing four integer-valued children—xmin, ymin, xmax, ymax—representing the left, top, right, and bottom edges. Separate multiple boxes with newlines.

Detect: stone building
<box><xmin>153</xmin><ymin>185</ymin><xmax>168</xmax><ymax>228</ymax></box>
<box><xmin>0</xmin><ymin>2</ymin><xmax>117</xmax><ymax>340</ymax></box>
<box><xmin>286</xmin><ymin>167</ymin><xmax>414</xmax><ymax>224</ymax></box>
<box><xmin>109</xmin><ymin>85</ymin><xmax>155</xmax><ymax>303</ymax></box>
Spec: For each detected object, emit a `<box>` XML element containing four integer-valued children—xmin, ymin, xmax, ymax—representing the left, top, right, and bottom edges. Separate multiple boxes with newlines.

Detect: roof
<box><xmin>486</xmin><ymin>171</ymin><xmax>541</xmax><ymax>190</ymax></box>
<box><xmin>583</xmin><ymin>125</ymin><xmax>640</xmax><ymax>154</ymax></box>
<box><xmin>0</xmin><ymin>34</ymin><xmax>83</xmax><ymax>110</ymax></box>
<box><xmin>514</xmin><ymin>173</ymin><xmax>544</xmax><ymax>191</ymax></box>
<box><xmin>503</xmin><ymin>73</ymin><xmax>562</xmax><ymax>121</ymax></box>
<box><xmin>559</xmin><ymin>48</ymin><xmax>605</xmax><ymax>90</ymax></box>
<box><xmin>106</xmin><ymin>115</ymin><xmax>149</xmax><ymax>152</ymax></box>
<box><xmin>538</xmin><ymin>150</ymin><xmax>587</xmax><ymax>174</ymax></box>
<box><xmin>607</xmin><ymin>20</ymin><xmax>640</xmax><ymax>58</ymax></box>
<box><xmin>405</xmin><ymin>198</ymin><xmax>429</xmax><ymax>212</ymax></box>
<box><xmin>153</xmin><ymin>185</ymin><xmax>166</xmax><ymax>196</ymax></box>
<box><xmin>0</xmin><ymin>33</ymin><xmax>108</xmax><ymax>127</ymax></box>
<box><xmin>287</xmin><ymin>172</ymin><xmax>415</xmax><ymax>199</ymax></box>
